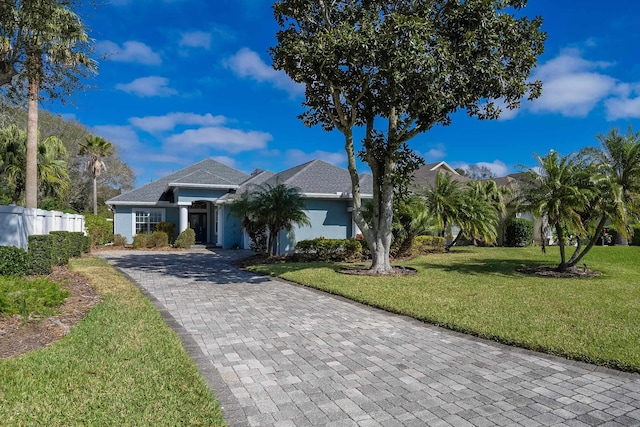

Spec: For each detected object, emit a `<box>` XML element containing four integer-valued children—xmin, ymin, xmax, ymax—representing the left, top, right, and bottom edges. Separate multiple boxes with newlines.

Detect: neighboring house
<box><xmin>107</xmin><ymin>158</ymin><xmax>373</xmax><ymax>253</ymax></box>
<box><xmin>411</xmin><ymin>161</ymin><xmax>470</xmax><ymax>191</ymax></box>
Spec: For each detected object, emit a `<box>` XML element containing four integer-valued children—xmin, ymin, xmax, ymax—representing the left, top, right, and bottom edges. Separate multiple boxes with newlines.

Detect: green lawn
<box><xmin>249</xmin><ymin>246</ymin><xmax>640</xmax><ymax>372</ymax></box>
<box><xmin>0</xmin><ymin>257</ymin><xmax>225</xmax><ymax>426</ymax></box>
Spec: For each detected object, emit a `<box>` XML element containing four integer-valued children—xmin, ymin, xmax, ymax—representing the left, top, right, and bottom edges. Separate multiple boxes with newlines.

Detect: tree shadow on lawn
<box><xmin>97</xmin><ymin>252</ymin><xmax>273</xmax><ymax>285</ymax></box>
<box><xmin>414</xmin><ymin>256</ymin><xmax>551</xmax><ymax>277</ymax></box>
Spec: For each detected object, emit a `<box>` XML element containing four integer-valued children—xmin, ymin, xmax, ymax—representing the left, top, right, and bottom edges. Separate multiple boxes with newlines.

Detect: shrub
<box><xmin>631</xmin><ymin>225</ymin><xmax>640</xmax><ymax>246</ymax></box>
<box><xmin>295</xmin><ymin>238</ymin><xmax>362</xmax><ymax>262</ymax></box>
<box><xmin>113</xmin><ymin>234</ymin><xmax>127</xmax><ymax>247</ymax></box>
<box><xmin>0</xmin><ymin>246</ymin><xmax>29</xmax><ymax>276</ymax></box>
<box><xmin>49</xmin><ymin>231</ymin><xmax>70</xmax><ymax>266</ymax></box>
<box><xmin>85</xmin><ymin>214</ymin><xmax>113</xmax><ymax>247</ymax></box>
<box><xmin>0</xmin><ymin>276</ymin><xmax>70</xmax><ymax>316</ymax></box>
<box><xmin>149</xmin><ymin>231</ymin><xmax>169</xmax><ymax>248</ymax></box>
<box><xmin>411</xmin><ymin>235</ymin><xmax>445</xmax><ymax>256</ymax></box>
<box><xmin>504</xmin><ymin>217</ymin><xmax>533</xmax><ymax>247</ymax></box>
<box><xmin>28</xmin><ymin>235</ymin><xmax>54</xmax><ymax>275</ymax></box>
<box><xmin>605</xmin><ymin>227</ymin><xmax>619</xmax><ymax>246</ymax></box>
<box><xmin>132</xmin><ymin>233</ymin><xmax>149</xmax><ymax>249</ymax></box>
<box><xmin>69</xmin><ymin>232</ymin><xmax>88</xmax><ymax>256</ymax></box>
<box><xmin>174</xmin><ymin>228</ymin><xmax>195</xmax><ymax>249</ymax></box>
<box><xmin>156</xmin><ymin>222</ymin><xmax>176</xmax><ymax>243</ymax></box>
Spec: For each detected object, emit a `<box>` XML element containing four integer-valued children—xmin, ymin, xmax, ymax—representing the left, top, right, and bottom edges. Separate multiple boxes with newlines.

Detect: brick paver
<box><xmin>98</xmin><ymin>249</ymin><xmax>640</xmax><ymax>427</ymax></box>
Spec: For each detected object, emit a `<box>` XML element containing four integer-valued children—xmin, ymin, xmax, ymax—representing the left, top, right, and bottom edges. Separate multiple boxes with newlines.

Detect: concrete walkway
<box><xmin>97</xmin><ymin>249</ymin><xmax>640</xmax><ymax>427</ymax></box>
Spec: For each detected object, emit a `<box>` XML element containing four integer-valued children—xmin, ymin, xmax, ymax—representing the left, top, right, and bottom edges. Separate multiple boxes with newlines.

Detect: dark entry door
<box><xmin>189</xmin><ymin>213</ymin><xmax>207</xmax><ymax>243</ymax></box>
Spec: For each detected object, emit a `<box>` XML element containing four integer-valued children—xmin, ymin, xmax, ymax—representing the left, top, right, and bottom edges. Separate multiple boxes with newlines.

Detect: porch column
<box><xmin>216</xmin><ymin>206</ymin><xmax>224</xmax><ymax>246</ymax></box>
<box><xmin>179</xmin><ymin>204</ymin><xmax>189</xmax><ymax>233</ymax></box>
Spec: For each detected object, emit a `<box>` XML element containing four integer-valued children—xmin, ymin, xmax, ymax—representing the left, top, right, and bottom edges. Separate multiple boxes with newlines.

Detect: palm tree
<box><xmin>521</xmin><ymin>151</ymin><xmax>593</xmax><ymax>271</ymax></box>
<box><xmin>0</xmin><ymin>124</ymin><xmax>70</xmax><ymax>205</ymax></box>
<box><xmin>253</xmin><ymin>183</ymin><xmax>311</xmax><ymax>256</ymax></box>
<box><xmin>6</xmin><ymin>1</ymin><xmax>97</xmax><ymax>208</ymax></box>
<box><xmin>422</xmin><ymin>172</ymin><xmax>463</xmax><ymax>241</ymax></box>
<box><xmin>391</xmin><ymin>196</ymin><xmax>436</xmax><ymax>257</ymax></box>
<box><xmin>446</xmin><ymin>187</ymin><xmax>499</xmax><ymax>251</ymax></box>
<box><xmin>79</xmin><ymin>136</ymin><xmax>114</xmax><ymax>215</ymax></box>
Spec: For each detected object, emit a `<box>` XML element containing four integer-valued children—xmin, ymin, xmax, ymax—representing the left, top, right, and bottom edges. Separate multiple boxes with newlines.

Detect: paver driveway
<box><xmin>97</xmin><ymin>249</ymin><xmax>640</xmax><ymax>427</ymax></box>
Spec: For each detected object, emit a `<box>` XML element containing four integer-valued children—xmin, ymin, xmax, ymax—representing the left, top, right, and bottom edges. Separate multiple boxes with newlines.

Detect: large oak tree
<box><xmin>272</xmin><ymin>0</ymin><xmax>545</xmax><ymax>273</ymax></box>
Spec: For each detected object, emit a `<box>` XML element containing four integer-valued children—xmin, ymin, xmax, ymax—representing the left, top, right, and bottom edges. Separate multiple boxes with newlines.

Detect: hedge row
<box><xmin>0</xmin><ymin>231</ymin><xmax>89</xmax><ymax>277</ymax></box>
<box><xmin>295</xmin><ymin>238</ymin><xmax>362</xmax><ymax>262</ymax></box>
<box><xmin>411</xmin><ymin>235</ymin><xmax>446</xmax><ymax>256</ymax></box>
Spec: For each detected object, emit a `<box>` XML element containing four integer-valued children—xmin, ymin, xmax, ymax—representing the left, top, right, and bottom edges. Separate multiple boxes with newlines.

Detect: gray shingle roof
<box><xmin>261</xmin><ymin>160</ymin><xmax>373</xmax><ymax>197</ymax></box>
<box><xmin>107</xmin><ymin>158</ymin><xmax>249</xmax><ymax>204</ymax></box>
<box><xmin>219</xmin><ymin>170</ymin><xmax>276</xmax><ymax>202</ymax></box>
<box><xmin>411</xmin><ymin>161</ymin><xmax>470</xmax><ymax>190</ymax></box>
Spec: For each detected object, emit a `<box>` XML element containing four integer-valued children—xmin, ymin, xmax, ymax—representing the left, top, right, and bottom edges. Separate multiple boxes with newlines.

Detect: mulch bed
<box><xmin>517</xmin><ymin>265</ymin><xmax>600</xmax><ymax>278</ymax></box>
<box><xmin>0</xmin><ymin>266</ymin><xmax>100</xmax><ymax>360</ymax></box>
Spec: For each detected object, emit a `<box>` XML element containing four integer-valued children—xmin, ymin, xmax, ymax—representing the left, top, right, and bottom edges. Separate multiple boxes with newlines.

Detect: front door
<box><xmin>189</xmin><ymin>213</ymin><xmax>207</xmax><ymax>243</ymax></box>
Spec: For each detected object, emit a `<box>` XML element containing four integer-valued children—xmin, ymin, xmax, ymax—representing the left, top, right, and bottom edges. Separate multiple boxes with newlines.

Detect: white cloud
<box><xmin>96</xmin><ymin>40</ymin><xmax>161</xmax><ymax>65</ymax></box>
<box><xmin>225</xmin><ymin>48</ymin><xmax>304</xmax><ymax>97</ymax></box>
<box><xmin>115</xmin><ymin>76</ymin><xmax>177</xmax><ymax>97</ymax></box>
<box><xmin>179</xmin><ymin>31</ymin><xmax>211</xmax><ymax>49</ymax></box>
<box><xmin>605</xmin><ymin>96</ymin><xmax>640</xmax><ymax>120</ymax></box>
<box><xmin>453</xmin><ymin>160</ymin><xmax>509</xmax><ymax>178</ymax></box>
<box><xmin>130</xmin><ymin>112</ymin><xmax>227</xmax><ymax>133</ymax></box>
<box><xmin>530</xmin><ymin>49</ymin><xmax>618</xmax><ymax>117</ymax></box>
<box><xmin>285</xmin><ymin>149</ymin><xmax>346</xmax><ymax>166</ymax></box>
<box><xmin>165</xmin><ymin>127</ymin><xmax>272</xmax><ymax>154</ymax></box>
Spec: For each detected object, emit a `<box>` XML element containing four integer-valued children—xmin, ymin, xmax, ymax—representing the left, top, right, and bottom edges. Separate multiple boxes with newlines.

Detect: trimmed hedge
<box><xmin>156</xmin><ymin>222</ymin><xmax>176</xmax><ymax>243</ymax></box>
<box><xmin>149</xmin><ymin>231</ymin><xmax>169</xmax><ymax>248</ymax></box>
<box><xmin>132</xmin><ymin>233</ymin><xmax>149</xmax><ymax>249</ymax></box>
<box><xmin>411</xmin><ymin>235</ymin><xmax>445</xmax><ymax>256</ymax></box>
<box><xmin>49</xmin><ymin>231</ymin><xmax>70</xmax><ymax>266</ymax></box>
<box><xmin>174</xmin><ymin>228</ymin><xmax>195</xmax><ymax>249</ymax></box>
<box><xmin>295</xmin><ymin>238</ymin><xmax>362</xmax><ymax>262</ymax></box>
<box><xmin>631</xmin><ymin>225</ymin><xmax>640</xmax><ymax>246</ymax></box>
<box><xmin>504</xmin><ymin>217</ymin><xmax>534</xmax><ymax>247</ymax></box>
<box><xmin>28</xmin><ymin>235</ymin><xmax>54</xmax><ymax>275</ymax></box>
<box><xmin>85</xmin><ymin>214</ymin><xmax>113</xmax><ymax>247</ymax></box>
<box><xmin>0</xmin><ymin>246</ymin><xmax>29</xmax><ymax>276</ymax></box>
<box><xmin>68</xmin><ymin>232</ymin><xmax>88</xmax><ymax>256</ymax></box>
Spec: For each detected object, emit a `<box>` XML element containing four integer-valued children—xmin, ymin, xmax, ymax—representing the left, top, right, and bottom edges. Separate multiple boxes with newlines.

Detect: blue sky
<box><xmin>52</xmin><ymin>0</ymin><xmax>640</xmax><ymax>186</ymax></box>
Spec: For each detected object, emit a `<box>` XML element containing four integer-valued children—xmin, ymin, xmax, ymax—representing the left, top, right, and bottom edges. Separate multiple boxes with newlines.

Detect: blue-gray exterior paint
<box><xmin>114</xmin><ymin>206</ymin><xmax>133</xmax><ymax>242</ymax></box>
<box><xmin>277</xmin><ymin>199</ymin><xmax>353</xmax><ymax>254</ymax></box>
<box><xmin>176</xmin><ymin>188</ymin><xmax>227</xmax><ymax>203</ymax></box>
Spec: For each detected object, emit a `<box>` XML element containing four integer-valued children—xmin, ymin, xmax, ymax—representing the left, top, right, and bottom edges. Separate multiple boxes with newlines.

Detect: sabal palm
<box><xmin>79</xmin><ymin>136</ymin><xmax>113</xmax><ymax>214</ymax></box>
<box><xmin>0</xmin><ymin>124</ymin><xmax>70</xmax><ymax>204</ymax></box>
<box><xmin>16</xmin><ymin>1</ymin><xmax>96</xmax><ymax>208</ymax></box>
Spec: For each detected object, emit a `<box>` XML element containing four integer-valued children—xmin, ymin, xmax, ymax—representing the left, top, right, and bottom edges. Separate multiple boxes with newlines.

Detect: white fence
<box><xmin>0</xmin><ymin>205</ymin><xmax>85</xmax><ymax>250</ymax></box>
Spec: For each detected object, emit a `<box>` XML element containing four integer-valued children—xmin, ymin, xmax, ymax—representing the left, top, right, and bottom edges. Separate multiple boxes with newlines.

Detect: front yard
<box><xmin>0</xmin><ymin>257</ymin><xmax>225</xmax><ymax>426</ymax></box>
<box><xmin>248</xmin><ymin>246</ymin><xmax>640</xmax><ymax>372</ymax></box>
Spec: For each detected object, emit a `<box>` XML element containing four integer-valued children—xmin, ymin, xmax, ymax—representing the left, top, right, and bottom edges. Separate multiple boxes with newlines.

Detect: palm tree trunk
<box><xmin>568</xmin><ymin>214</ymin><xmax>607</xmax><ymax>268</ymax></box>
<box><xmin>25</xmin><ymin>74</ymin><xmax>39</xmax><ymax>209</ymax></box>
<box><xmin>93</xmin><ymin>176</ymin><xmax>98</xmax><ymax>215</ymax></box>
<box><xmin>555</xmin><ymin>222</ymin><xmax>567</xmax><ymax>271</ymax></box>
<box><xmin>446</xmin><ymin>229</ymin><xmax>464</xmax><ymax>252</ymax></box>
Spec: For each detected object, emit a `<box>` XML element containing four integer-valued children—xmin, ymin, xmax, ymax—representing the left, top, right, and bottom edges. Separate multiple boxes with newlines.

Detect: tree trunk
<box><xmin>25</xmin><ymin>74</ymin><xmax>39</xmax><ymax>209</ymax></box>
<box><xmin>92</xmin><ymin>176</ymin><xmax>98</xmax><ymax>215</ymax></box>
<box><xmin>555</xmin><ymin>222</ymin><xmax>568</xmax><ymax>271</ymax></box>
<box><xmin>446</xmin><ymin>229</ymin><xmax>464</xmax><ymax>252</ymax></box>
<box><xmin>567</xmin><ymin>215</ymin><xmax>607</xmax><ymax>268</ymax></box>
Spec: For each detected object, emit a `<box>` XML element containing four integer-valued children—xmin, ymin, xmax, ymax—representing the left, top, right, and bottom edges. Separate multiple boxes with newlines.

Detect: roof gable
<box><xmin>262</xmin><ymin>160</ymin><xmax>373</xmax><ymax>196</ymax></box>
<box><xmin>107</xmin><ymin>158</ymin><xmax>249</xmax><ymax>204</ymax></box>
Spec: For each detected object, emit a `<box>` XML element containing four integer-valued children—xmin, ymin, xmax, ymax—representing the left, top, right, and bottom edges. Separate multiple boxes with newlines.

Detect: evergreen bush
<box><xmin>295</xmin><ymin>238</ymin><xmax>362</xmax><ymax>261</ymax></box>
<box><xmin>28</xmin><ymin>235</ymin><xmax>54</xmax><ymax>275</ymax></box>
<box><xmin>411</xmin><ymin>235</ymin><xmax>446</xmax><ymax>256</ymax></box>
<box><xmin>132</xmin><ymin>233</ymin><xmax>149</xmax><ymax>249</ymax></box>
<box><xmin>68</xmin><ymin>232</ymin><xmax>87</xmax><ymax>256</ymax></box>
<box><xmin>156</xmin><ymin>222</ymin><xmax>176</xmax><ymax>243</ymax></box>
<box><xmin>174</xmin><ymin>228</ymin><xmax>195</xmax><ymax>249</ymax></box>
<box><xmin>0</xmin><ymin>246</ymin><xmax>29</xmax><ymax>276</ymax></box>
<box><xmin>85</xmin><ymin>214</ymin><xmax>113</xmax><ymax>247</ymax></box>
<box><xmin>631</xmin><ymin>225</ymin><xmax>640</xmax><ymax>246</ymax></box>
<box><xmin>504</xmin><ymin>218</ymin><xmax>533</xmax><ymax>247</ymax></box>
<box><xmin>149</xmin><ymin>231</ymin><xmax>169</xmax><ymax>248</ymax></box>
<box><xmin>49</xmin><ymin>231</ymin><xmax>70</xmax><ymax>266</ymax></box>
<box><xmin>113</xmin><ymin>234</ymin><xmax>127</xmax><ymax>247</ymax></box>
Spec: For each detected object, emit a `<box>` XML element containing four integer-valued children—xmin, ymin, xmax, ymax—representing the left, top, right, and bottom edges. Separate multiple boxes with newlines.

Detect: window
<box><xmin>135</xmin><ymin>210</ymin><xmax>164</xmax><ymax>234</ymax></box>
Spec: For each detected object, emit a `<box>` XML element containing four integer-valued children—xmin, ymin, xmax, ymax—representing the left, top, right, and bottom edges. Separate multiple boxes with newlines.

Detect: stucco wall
<box><xmin>278</xmin><ymin>199</ymin><xmax>353</xmax><ymax>254</ymax></box>
<box><xmin>176</xmin><ymin>188</ymin><xmax>227</xmax><ymax>203</ymax></box>
<box><xmin>113</xmin><ymin>206</ymin><xmax>133</xmax><ymax>242</ymax></box>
